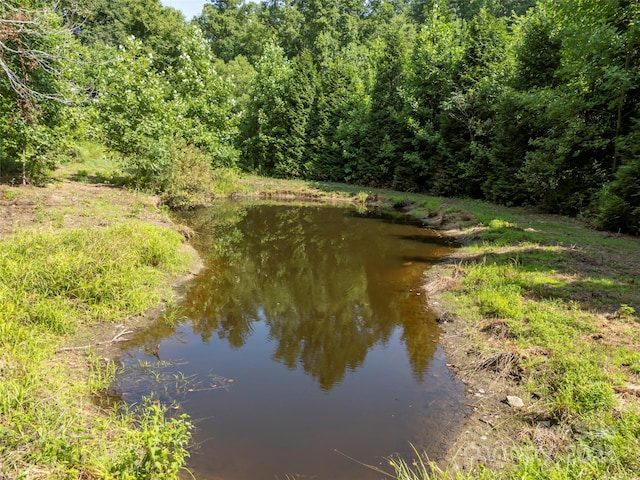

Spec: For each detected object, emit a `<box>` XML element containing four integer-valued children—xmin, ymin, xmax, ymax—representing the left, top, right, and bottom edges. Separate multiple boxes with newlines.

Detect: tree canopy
<box><xmin>1</xmin><ymin>0</ymin><xmax>638</xmax><ymax>233</ymax></box>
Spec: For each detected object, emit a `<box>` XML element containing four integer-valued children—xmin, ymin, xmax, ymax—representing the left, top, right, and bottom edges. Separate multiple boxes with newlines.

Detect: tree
<box><xmin>510</xmin><ymin>0</ymin><xmax>640</xmax><ymax>214</ymax></box>
<box><xmin>449</xmin><ymin>0</ymin><xmax>534</xmax><ymax>19</ymax></box>
<box><xmin>436</xmin><ymin>8</ymin><xmax>511</xmax><ymax>197</ymax></box>
<box><xmin>240</xmin><ymin>44</ymin><xmax>318</xmax><ymax>177</ymax></box>
<box><xmin>95</xmin><ymin>39</ymin><xmax>174</xmax><ymax>186</ymax></box>
<box><xmin>196</xmin><ymin>0</ymin><xmax>271</xmax><ymax>63</ymax></box>
<box><xmin>275</xmin><ymin>50</ymin><xmax>317</xmax><ymax>177</ymax></box>
<box><xmin>512</xmin><ymin>3</ymin><xmax>561</xmax><ymax>90</ymax></box>
<box><xmin>404</xmin><ymin>3</ymin><xmax>463</xmax><ymax>192</ymax></box>
<box><xmin>354</xmin><ymin>18</ymin><xmax>415</xmax><ymax>188</ymax></box>
<box><xmin>76</xmin><ymin>0</ymin><xmax>190</xmax><ymax>72</ymax></box>
<box><xmin>306</xmin><ymin>44</ymin><xmax>370</xmax><ymax>182</ymax></box>
<box><xmin>596</xmin><ymin>156</ymin><xmax>640</xmax><ymax>235</ymax></box>
<box><xmin>239</xmin><ymin>42</ymin><xmax>293</xmax><ymax>173</ymax></box>
<box><xmin>0</xmin><ymin>1</ymin><xmax>77</xmax><ymax>184</ymax></box>
<box><xmin>167</xmin><ymin>26</ymin><xmax>239</xmax><ymax>167</ymax></box>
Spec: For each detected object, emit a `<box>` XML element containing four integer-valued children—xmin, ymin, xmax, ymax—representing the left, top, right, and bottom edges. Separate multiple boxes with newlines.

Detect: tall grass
<box><xmin>0</xmin><ymin>221</ymin><xmax>194</xmax><ymax>479</ymax></box>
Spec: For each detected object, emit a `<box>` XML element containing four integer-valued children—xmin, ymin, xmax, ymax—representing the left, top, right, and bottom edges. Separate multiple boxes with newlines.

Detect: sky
<box><xmin>160</xmin><ymin>1</ymin><xmax>259</xmax><ymax>20</ymax></box>
<box><xmin>160</xmin><ymin>0</ymin><xmax>207</xmax><ymax>20</ymax></box>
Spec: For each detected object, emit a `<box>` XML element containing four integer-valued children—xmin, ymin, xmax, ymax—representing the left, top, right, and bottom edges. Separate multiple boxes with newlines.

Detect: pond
<box><xmin>112</xmin><ymin>202</ymin><xmax>467</xmax><ymax>480</ymax></box>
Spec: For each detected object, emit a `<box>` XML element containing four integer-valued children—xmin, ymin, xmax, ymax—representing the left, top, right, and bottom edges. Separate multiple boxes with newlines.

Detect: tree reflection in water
<box><xmin>176</xmin><ymin>202</ymin><xmax>454</xmax><ymax>390</ymax></box>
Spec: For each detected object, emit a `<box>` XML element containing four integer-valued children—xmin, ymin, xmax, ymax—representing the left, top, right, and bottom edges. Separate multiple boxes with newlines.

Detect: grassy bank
<box><xmin>0</xmin><ymin>181</ymin><xmax>197</xmax><ymax>478</ymax></box>
<box><xmin>374</xmin><ymin>200</ymin><xmax>639</xmax><ymax>479</ymax></box>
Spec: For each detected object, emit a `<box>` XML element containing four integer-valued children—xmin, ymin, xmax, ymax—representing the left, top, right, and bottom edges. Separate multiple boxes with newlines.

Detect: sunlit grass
<box><xmin>417</xmin><ymin>203</ymin><xmax>640</xmax><ymax>479</ymax></box>
<box><xmin>0</xmin><ymin>222</ymin><xmax>194</xmax><ymax>478</ymax></box>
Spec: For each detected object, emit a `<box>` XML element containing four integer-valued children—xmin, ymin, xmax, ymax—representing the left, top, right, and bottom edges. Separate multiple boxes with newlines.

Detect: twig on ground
<box><xmin>56</xmin><ymin>328</ymin><xmax>133</xmax><ymax>353</ymax></box>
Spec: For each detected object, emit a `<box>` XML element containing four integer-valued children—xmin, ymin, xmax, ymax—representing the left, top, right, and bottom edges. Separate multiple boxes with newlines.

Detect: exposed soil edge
<box><xmin>416</xmin><ymin>221</ymin><xmax>557</xmax><ymax>475</ymax></box>
<box><xmin>423</xmin><ymin>264</ymin><xmax>527</xmax><ymax>473</ymax></box>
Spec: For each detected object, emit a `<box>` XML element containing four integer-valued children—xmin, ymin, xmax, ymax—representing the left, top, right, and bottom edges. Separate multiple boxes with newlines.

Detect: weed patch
<box><xmin>0</xmin><ymin>221</ymin><xmax>194</xmax><ymax>478</ymax></box>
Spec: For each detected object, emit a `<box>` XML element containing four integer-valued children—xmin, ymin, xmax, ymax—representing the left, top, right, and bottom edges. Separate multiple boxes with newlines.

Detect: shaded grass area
<box><xmin>0</xmin><ymin>222</ymin><xmax>195</xmax><ymax>478</ymax></box>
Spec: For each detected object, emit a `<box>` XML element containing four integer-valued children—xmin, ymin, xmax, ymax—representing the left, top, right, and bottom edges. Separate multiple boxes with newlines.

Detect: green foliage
<box><xmin>75</xmin><ymin>0</ymin><xmax>190</xmax><ymax>71</ymax></box>
<box><xmin>3</xmin><ymin>0</ymin><xmax>639</xmax><ymax>235</ymax></box>
<box><xmin>0</xmin><ymin>3</ymin><xmax>78</xmax><ymax>184</ymax></box>
<box><xmin>138</xmin><ymin>406</ymin><xmax>192</xmax><ymax>479</ymax></box>
<box><xmin>94</xmin><ymin>29</ymin><xmax>240</xmax><ymax>190</ymax></box>
<box><xmin>95</xmin><ymin>39</ymin><xmax>174</xmax><ymax>188</ymax></box>
<box><xmin>596</xmin><ymin>159</ymin><xmax>640</xmax><ymax>234</ymax></box>
<box><xmin>513</xmin><ymin>4</ymin><xmax>561</xmax><ymax>90</ymax></box>
<box><xmin>113</xmin><ymin>403</ymin><xmax>192</xmax><ymax>479</ymax></box>
<box><xmin>360</xmin><ymin>19</ymin><xmax>415</xmax><ymax>189</ymax></box>
<box><xmin>167</xmin><ymin>26</ymin><xmax>240</xmax><ymax>166</ymax></box>
<box><xmin>0</xmin><ymin>218</ymin><xmax>194</xmax><ymax>478</ymax></box>
<box><xmin>161</xmin><ymin>141</ymin><xmax>244</xmax><ymax>209</ymax></box>
<box><xmin>196</xmin><ymin>0</ymin><xmax>270</xmax><ymax>63</ymax></box>
<box><xmin>306</xmin><ymin>43</ymin><xmax>372</xmax><ymax>182</ymax></box>
<box><xmin>239</xmin><ymin>42</ymin><xmax>295</xmax><ymax>174</ymax></box>
<box><xmin>238</xmin><ymin>47</ymin><xmax>318</xmax><ymax>178</ymax></box>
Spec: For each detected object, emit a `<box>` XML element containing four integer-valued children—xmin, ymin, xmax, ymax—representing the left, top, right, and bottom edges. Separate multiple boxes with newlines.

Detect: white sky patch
<box><xmin>160</xmin><ymin>0</ymin><xmax>207</xmax><ymax>20</ymax></box>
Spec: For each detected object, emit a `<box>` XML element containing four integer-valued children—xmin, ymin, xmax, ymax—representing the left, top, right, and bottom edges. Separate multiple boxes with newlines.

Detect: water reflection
<box><xmin>179</xmin><ymin>203</ymin><xmax>451</xmax><ymax>389</ymax></box>
<box><xmin>114</xmin><ymin>202</ymin><xmax>467</xmax><ymax>480</ymax></box>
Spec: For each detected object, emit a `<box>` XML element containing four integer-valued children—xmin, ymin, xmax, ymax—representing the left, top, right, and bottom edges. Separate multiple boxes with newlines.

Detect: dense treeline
<box><xmin>1</xmin><ymin>0</ymin><xmax>638</xmax><ymax>233</ymax></box>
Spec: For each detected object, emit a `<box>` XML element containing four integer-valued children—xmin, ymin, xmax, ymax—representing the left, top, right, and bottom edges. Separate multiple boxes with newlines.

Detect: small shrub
<box><xmin>595</xmin><ymin>160</ymin><xmax>640</xmax><ymax>235</ymax></box>
<box><xmin>161</xmin><ymin>142</ymin><xmax>217</xmax><ymax>209</ymax></box>
<box><xmin>211</xmin><ymin>166</ymin><xmax>244</xmax><ymax>197</ymax></box>
<box><xmin>355</xmin><ymin>191</ymin><xmax>369</xmax><ymax>203</ymax></box>
<box><xmin>615</xmin><ymin>304</ymin><xmax>636</xmax><ymax>321</ymax></box>
<box><xmin>161</xmin><ymin>141</ymin><xmax>244</xmax><ymax>209</ymax></box>
<box><xmin>137</xmin><ymin>406</ymin><xmax>192</xmax><ymax>479</ymax></box>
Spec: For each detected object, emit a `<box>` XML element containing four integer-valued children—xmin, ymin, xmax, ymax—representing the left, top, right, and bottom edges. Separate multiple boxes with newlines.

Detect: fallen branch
<box><xmin>56</xmin><ymin>328</ymin><xmax>133</xmax><ymax>353</ymax></box>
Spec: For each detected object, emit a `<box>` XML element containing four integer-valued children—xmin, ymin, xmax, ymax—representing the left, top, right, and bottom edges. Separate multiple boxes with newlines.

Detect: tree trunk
<box><xmin>22</xmin><ymin>146</ymin><xmax>27</xmax><ymax>186</ymax></box>
<box><xmin>613</xmin><ymin>48</ymin><xmax>632</xmax><ymax>173</ymax></box>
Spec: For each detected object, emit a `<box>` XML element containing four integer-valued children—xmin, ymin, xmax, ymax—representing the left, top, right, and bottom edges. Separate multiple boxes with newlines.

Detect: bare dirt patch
<box><xmin>0</xmin><ymin>181</ymin><xmax>168</xmax><ymax>238</ymax></box>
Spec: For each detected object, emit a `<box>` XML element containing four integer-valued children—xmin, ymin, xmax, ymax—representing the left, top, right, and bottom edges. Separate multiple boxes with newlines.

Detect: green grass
<box><xmin>6</xmin><ymin>169</ymin><xmax>632</xmax><ymax>479</ymax></box>
<box><xmin>418</xmin><ymin>209</ymin><xmax>640</xmax><ymax>479</ymax></box>
<box><xmin>0</xmin><ymin>221</ymin><xmax>195</xmax><ymax>479</ymax></box>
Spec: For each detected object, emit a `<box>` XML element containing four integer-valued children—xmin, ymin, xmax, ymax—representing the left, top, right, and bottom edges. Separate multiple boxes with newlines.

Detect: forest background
<box><xmin>1</xmin><ymin>0</ymin><xmax>639</xmax><ymax>234</ymax></box>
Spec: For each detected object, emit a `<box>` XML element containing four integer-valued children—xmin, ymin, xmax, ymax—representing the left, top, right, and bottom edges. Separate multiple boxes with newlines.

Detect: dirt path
<box><xmin>0</xmin><ymin>180</ymin><xmax>166</xmax><ymax>238</ymax></box>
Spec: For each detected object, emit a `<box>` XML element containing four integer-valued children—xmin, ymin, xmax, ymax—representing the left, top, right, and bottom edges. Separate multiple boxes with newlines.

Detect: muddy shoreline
<box><xmin>415</xmin><ymin>226</ymin><xmax>526</xmax><ymax>473</ymax></box>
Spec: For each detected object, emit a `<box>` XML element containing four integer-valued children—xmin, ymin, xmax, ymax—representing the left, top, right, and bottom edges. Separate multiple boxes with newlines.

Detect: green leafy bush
<box><xmin>161</xmin><ymin>142</ymin><xmax>237</xmax><ymax>209</ymax></box>
<box><xmin>596</xmin><ymin>160</ymin><xmax>640</xmax><ymax>235</ymax></box>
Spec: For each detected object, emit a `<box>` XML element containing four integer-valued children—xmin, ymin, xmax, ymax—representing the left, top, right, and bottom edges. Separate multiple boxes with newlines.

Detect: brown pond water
<box><xmin>112</xmin><ymin>202</ymin><xmax>467</xmax><ymax>479</ymax></box>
